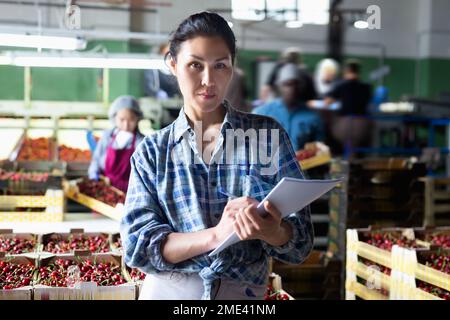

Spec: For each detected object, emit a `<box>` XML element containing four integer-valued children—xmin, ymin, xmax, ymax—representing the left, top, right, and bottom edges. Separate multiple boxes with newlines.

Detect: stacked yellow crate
<box><xmin>346</xmin><ymin>228</ymin><xmax>450</xmax><ymax>300</ymax></box>
<box><xmin>0</xmin><ymin>189</ymin><xmax>64</xmax><ymax>222</ymax></box>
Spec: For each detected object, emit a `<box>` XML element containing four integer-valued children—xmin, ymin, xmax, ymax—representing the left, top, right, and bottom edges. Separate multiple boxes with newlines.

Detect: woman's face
<box><xmin>115</xmin><ymin>108</ymin><xmax>138</xmax><ymax>133</ymax></box>
<box><xmin>322</xmin><ymin>68</ymin><xmax>337</xmax><ymax>83</ymax></box>
<box><xmin>169</xmin><ymin>36</ymin><xmax>233</xmax><ymax>115</ymax></box>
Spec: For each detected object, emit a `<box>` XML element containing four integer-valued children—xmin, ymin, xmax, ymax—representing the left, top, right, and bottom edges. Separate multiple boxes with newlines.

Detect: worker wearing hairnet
<box><xmin>88</xmin><ymin>95</ymin><xmax>145</xmax><ymax>192</ymax></box>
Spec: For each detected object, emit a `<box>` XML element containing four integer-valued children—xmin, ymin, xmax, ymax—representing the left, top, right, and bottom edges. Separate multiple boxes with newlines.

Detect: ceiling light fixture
<box><xmin>354</xmin><ymin>20</ymin><xmax>369</xmax><ymax>29</ymax></box>
<box><xmin>0</xmin><ymin>33</ymin><xmax>87</xmax><ymax>50</ymax></box>
<box><xmin>285</xmin><ymin>20</ymin><xmax>303</xmax><ymax>28</ymax></box>
<box><xmin>0</xmin><ymin>52</ymin><xmax>167</xmax><ymax>70</ymax></box>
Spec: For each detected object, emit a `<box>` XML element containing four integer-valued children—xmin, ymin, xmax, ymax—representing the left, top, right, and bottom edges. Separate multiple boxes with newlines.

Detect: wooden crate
<box><xmin>421</xmin><ymin>177</ymin><xmax>450</xmax><ymax>226</ymax></box>
<box><xmin>345</xmin><ymin>159</ymin><xmax>426</xmax><ymax>227</ymax></box>
<box><xmin>272</xmin><ymin>251</ymin><xmax>342</xmax><ymax>300</ymax></box>
<box><xmin>63</xmin><ymin>179</ymin><xmax>124</xmax><ymax>221</ymax></box>
<box><xmin>346</xmin><ymin>228</ymin><xmax>450</xmax><ymax>300</ymax></box>
<box><xmin>0</xmin><ymin>189</ymin><xmax>64</xmax><ymax>222</ymax></box>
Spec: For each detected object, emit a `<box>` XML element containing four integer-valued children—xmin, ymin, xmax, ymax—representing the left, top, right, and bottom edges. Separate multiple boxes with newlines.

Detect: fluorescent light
<box><xmin>0</xmin><ymin>33</ymin><xmax>86</xmax><ymax>50</ymax></box>
<box><xmin>231</xmin><ymin>0</ymin><xmax>265</xmax><ymax>21</ymax></box>
<box><xmin>13</xmin><ymin>57</ymin><xmax>166</xmax><ymax>69</ymax></box>
<box><xmin>354</xmin><ymin>20</ymin><xmax>369</xmax><ymax>29</ymax></box>
<box><xmin>298</xmin><ymin>0</ymin><xmax>330</xmax><ymax>25</ymax></box>
<box><xmin>286</xmin><ymin>20</ymin><xmax>303</xmax><ymax>28</ymax></box>
<box><xmin>1</xmin><ymin>52</ymin><xmax>168</xmax><ymax>70</ymax></box>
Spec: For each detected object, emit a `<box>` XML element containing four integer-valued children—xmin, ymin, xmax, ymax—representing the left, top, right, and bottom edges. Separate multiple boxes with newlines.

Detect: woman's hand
<box><xmin>233</xmin><ymin>201</ymin><xmax>293</xmax><ymax>247</ymax></box>
<box><xmin>212</xmin><ymin>197</ymin><xmax>258</xmax><ymax>244</ymax></box>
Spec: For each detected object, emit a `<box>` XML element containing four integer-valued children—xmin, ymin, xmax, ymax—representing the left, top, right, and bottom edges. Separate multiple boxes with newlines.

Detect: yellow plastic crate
<box><xmin>299</xmin><ymin>153</ymin><xmax>332</xmax><ymax>170</ymax></box>
<box><xmin>0</xmin><ymin>189</ymin><xmax>64</xmax><ymax>222</ymax></box>
<box><xmin>346</xmin><ymin>228</ymin><xmax>449</xmax><ymax>300</ymax></box>
<box><xmin>63</xmin><ymin>180</ymin><xmax>123</xmax><ymax>221</ymax></box>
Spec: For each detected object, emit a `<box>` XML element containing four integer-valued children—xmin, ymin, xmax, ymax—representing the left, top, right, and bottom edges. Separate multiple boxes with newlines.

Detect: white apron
<box><xmin>138</xmin><ymin>271</ymin><xmax>266</xmax><ymax>300</ymax></box>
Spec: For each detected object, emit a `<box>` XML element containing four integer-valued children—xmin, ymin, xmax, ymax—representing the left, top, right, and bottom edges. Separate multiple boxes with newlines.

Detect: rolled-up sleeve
<box><xmin>261</xmin><ymin>129</ymin><xmax>314</xmax><ymax>264</ymax></box>
<box><xmin>120</xmin><ymin>145</ymin><xmax>176</xmax><ymax>273</ymax></box>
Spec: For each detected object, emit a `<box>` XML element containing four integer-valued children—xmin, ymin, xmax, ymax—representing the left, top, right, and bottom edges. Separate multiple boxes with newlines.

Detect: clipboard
<box><xmin>209</xmin><ymin>177</ymin><xmax>341</xmax><ymax>256</ymax></box>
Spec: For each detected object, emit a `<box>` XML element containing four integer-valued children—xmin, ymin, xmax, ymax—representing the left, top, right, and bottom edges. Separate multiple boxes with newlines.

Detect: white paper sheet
<box><xmin>209</xmin><ymin>177</ymin><xmax>341</xmax><ymax>256</ymax></box>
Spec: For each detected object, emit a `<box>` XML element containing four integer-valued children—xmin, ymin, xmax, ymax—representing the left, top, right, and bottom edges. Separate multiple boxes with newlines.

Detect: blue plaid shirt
<box><xmin>120</xmin><ymin>101</ymin><xmax>314</xmax><ymax>300</ymax></box>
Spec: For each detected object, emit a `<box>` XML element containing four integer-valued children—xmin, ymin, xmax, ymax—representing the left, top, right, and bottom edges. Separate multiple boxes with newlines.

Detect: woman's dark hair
<box><xmin>167</xmin><ymin>11</ymin><xmax>236</xmax><ymax>65</ymax></box>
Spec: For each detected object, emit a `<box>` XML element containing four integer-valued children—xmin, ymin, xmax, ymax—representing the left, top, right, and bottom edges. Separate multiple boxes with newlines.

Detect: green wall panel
<box><xmin>0</xmin><ymin>66</ymin><xmax>24</xmax><ymax>100</ymax></box>
<box><xmin>236</xmin><ymin>52</ymin><xmax>418</xmax><ymax>101</ymax></box>
<box><xmin>427</xmin><ymin>58</ymin><xmax>450</xmax><ymax>99</ymax></box>
<box><xmin>31</xmin><ymin>67</ymin><xmax>98</xmax><ymax>101</ymax></box>
<box><xmin>0</xmin><ymin>39</ymin><xmax>449</xmax><ymax>104</ymax></box>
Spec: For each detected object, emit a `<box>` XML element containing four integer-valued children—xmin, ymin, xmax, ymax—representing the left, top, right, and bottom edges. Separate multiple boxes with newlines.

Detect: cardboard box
<box><xmin>34</xmin><ymin>252</ymin><xmax>136</xmax><ymax>300</ymax></box>
<box><xmin>41</xmin><ymin>229</ymin><xmax>111</xmax><ymax>255</ymax></box>
<box><xmin>0</xmin><ymin>229</ymin><xmax>40</xmax><ymax>255</ymax></box>
<box><xmin>0</xmin><ymin>253</ymin><xmax>36</xmax><ymax>300</ymax></box>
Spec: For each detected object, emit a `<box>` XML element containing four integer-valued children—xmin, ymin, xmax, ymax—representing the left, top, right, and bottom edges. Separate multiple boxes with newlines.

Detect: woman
<box><xmin>88</xmin><ymin>95</ymin><xmax>145</xmax><ymax>193</ymax></box>
<box><xmin>314</xmin><ymin>58</ymin><xmax>340</xmax><ymax>98</ymax></box>
<box><xmin>120</xmin><ymin>12</ymin><xmax>313</xmax><ymax>300</ymax></box>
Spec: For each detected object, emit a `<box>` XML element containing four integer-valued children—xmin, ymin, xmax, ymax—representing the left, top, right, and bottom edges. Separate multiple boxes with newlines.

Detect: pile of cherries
<box><xmin>38</xmin><ymin>258</ymin><xmax>127</xmax><ymax>287</ymax></box>
<box><xmin>264</xmin><ymin>284</ymin><xmax>290</xmax><ymax>300</ymax></box>
<box><xmin>0</xmin><ymin>237</ymin><xmax>36</xmax><ymax>254</ymax></box>
<box><xmin>77</xmin><ymin>179</ymin><xmax>125</xmax><ymax>207</ymax></box>
<box><xmin>365</xmin><ymin>232</ymin><xmax>420</xmax><ymax>251</ymax></box>
<box><xmin>129</xmin><ymin>268</ymin><xmax>146</xmax><ymax>281</ymax></box>
<box><xmin>0</xmin><ymin>260</ymin><xmax>36</xmax><ymax>289</ymax></box>
<box><xmin>43</xmin><ymin>234</ymin><xmax>110</xmax><ymax>254</ymax></box>
<box><xmin>428</xmin><ymin>234</ymin><xmax>450</xmax><ymax>249</ymax></box>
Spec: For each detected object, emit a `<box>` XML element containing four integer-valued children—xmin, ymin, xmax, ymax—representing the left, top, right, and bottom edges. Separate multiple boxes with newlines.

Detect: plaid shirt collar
<box><xmin>173</xmin><ymin>100</ymin><xmax>240</xmax><ymax>144</ymax></box>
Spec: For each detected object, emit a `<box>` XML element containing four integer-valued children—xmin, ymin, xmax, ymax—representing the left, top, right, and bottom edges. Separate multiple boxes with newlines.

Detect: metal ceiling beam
<box><xmin>0</xmin><ymin>0</ymin><xmax>158</xmax><ymax>13</ymax></box>
<box><xmin>0</xmin><ymin>24</ymin><xmax>169</xmax><ymax>42</ymax></box>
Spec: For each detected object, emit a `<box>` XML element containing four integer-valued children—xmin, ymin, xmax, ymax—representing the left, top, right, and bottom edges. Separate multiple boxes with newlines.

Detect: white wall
<box><xmin>428</xmin><ymin>0</ymin><xmax>450</xmax><ymax>59</ymax></box>
<box><xmin>0</xmin><ymin>0</ymin><xmax>448</xmax><ymax>59</ymax></box>
<box><xmin>134</xmin><ymin>0</ymin><xmax>450</xmax><ymax>59</ymax></box>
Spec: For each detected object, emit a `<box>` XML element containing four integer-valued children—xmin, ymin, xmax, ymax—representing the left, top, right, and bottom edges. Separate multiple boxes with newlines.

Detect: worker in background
<box><xmin>323</xmin><ymin>59</ymin><xmax>373</xmax><ymax>155</ymax></box>
<box><xmin>259</xmin><ymin>47</ymin><xmax>317</xmax><ymax>104</ymax></box>
<box><xmin>308</xmin><ymin>58</ymin><xmax>341</xmax><ymax>150</ymax></box>
<box><xmin>88</xmin><ymin>95</ymin><xmax>145</xmax><ymax>193</ymax></box>
<box><xmin>253</xmin><ymin>63</ymin><xmax>324</xmax><ymax>151</ymax></box>
<box><xmin>314</xmin><ymin>58</ymin><xmax>340</xmax><ymax>98</ymax></box>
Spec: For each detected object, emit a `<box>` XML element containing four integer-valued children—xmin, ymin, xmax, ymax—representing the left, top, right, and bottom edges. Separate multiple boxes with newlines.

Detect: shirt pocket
<box><xmin>217</xmin><ymin>164</ymin><xmax>276</xmax><ymax>203</ymax></box>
